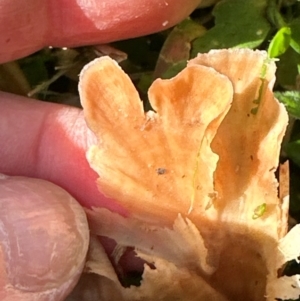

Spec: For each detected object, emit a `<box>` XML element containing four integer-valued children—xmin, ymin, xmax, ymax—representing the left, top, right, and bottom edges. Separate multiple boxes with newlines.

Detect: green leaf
<box><xmin>161</xmin><ymin>61</ymin><xmax>187</xmax><ymax>79</ymax></box>
<box><xmin>267</xmin><ymin>27</ymin><xmax>291</xmax><ymax>58</ymax></box>
<box><xmin>276</xmin><ymin>47</ymin><xmax>300</xmax><ymax>88</ymax></box>
<box><xmin>137</xmin><ymin>73</ymin><xmax>153</xmax><ymax>95</ymax></box>
<box><xmin>191</xmin><ymin>0</ymin><xmax>271</xmax><ymax>56</ymax></box>
<box><xmin>285</xmin><ymin>140</ymin><xmax>300</xmax><ymax>168</ymax></box>
<box><xmin>154</xmin><ymin>18</ymin><xmax>206</xmax><ymax>79</ymax></box>
<box><xmin>290</xmin><ymin>18</ymin><xmax>300</xmax><ymax>54</ymax></box>
<box><xmin>275</xmin><ymin>91</ymin><xmax>300</xmax><ymax>119</ymax></box>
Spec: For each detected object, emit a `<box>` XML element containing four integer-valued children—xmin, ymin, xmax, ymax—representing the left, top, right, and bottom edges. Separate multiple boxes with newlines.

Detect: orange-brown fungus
<box><xmin>79</xmin><ymin>49</ymin><xmax>300</xmax><ymax>301</ymax></box>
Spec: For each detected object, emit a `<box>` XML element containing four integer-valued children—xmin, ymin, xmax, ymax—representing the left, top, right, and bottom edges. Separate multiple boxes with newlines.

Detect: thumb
<box><xmin>0</xmin><ymin>174</ymin><xmax>89</xmax><ymax>301</ymax></box>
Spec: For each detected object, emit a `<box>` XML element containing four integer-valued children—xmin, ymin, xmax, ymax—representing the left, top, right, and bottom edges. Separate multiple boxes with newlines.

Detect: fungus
<box><xmin>79</xmin><ymin>49</ymin><xmax>300</xmax><ymax>300</ymax></box>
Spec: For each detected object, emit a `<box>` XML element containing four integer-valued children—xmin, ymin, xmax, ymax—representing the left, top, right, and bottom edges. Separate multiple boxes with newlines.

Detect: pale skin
<box><xmin>0</xmin><ymin>0</ymin><xmax>201</xmax><ymax>300</ymax></box>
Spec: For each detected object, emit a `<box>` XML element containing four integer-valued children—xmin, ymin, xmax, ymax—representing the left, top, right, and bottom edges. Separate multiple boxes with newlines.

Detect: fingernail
<box><xmin>0</xmin><ymin>175</ymin><xmax>89</xmax><ymax>300</ymax></box>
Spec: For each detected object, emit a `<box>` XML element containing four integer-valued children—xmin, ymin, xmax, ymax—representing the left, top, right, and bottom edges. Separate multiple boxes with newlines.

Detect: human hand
<box><xmin>0</xmin><ymin>0</ymin><xmax>201</xmax><ymax>300</ymax></box>
<box><xmin>0</xmin><ymin>0</ymin><xmax>200</xmax><ymax>64</ymax></box>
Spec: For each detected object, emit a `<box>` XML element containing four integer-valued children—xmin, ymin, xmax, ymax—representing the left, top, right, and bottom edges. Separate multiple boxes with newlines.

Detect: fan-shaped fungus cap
<box><xmin>79</xmin><ymin>49</ymin><xmax>300</xmax><ymax>301</ymax></box>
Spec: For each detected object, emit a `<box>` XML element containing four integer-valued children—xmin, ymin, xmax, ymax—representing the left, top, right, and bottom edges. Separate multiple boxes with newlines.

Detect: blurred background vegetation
<box><xmin>1</xmin><ymin>0</ymin><xmax>300</xmax><ymax>225</ymax></box>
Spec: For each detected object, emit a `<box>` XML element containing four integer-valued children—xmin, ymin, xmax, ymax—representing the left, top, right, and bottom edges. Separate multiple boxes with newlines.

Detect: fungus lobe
<box><xmin>79</xmin><ymin>49</ymin><xmax>300</xmax><ymax>301</ymax></box>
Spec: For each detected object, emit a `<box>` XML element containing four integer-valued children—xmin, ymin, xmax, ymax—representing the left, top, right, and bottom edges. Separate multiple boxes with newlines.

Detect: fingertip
<box><xmin>0</xmin><ymin>0</ymin><xmax>200</xmax><ymax>63</ymax></box>
<box><xmin>48</xmin><ymin>0</ymin><xmax>200</xmax><ymax>47</ymax></box>
<box><xmin>0</xmin><ymin>174</ymin><xmax>89</xmax><ymax>300</ymax></box>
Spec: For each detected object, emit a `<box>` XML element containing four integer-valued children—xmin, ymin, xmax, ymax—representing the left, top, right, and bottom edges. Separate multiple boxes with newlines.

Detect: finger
<box><xmin>0</xmin><ymin>0</ymin><xmax>200</xmax><ymax>63</ymax></box>
<box><xmin>0</xmin><ymin>92</ymin><xmax>125</xmax><ymax>213</ymax></box>
<box><xmin>0</xmin><ymin>174</ymin><xmax>89</xmax><ymax>301</ymax></box>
